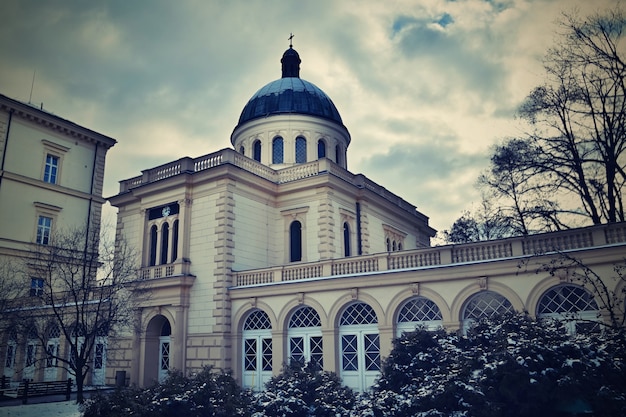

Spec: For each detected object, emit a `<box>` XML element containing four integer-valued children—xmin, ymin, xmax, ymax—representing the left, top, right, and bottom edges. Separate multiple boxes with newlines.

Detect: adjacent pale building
<box><xmin>0</xmin><ymin>93</ymin><xmax>116</xmax><ymax>385</ymax></box>
<box><xmin>107</xmin><ymin>46</ymin><xmax>626</xmax><ymax>392</ymax></box>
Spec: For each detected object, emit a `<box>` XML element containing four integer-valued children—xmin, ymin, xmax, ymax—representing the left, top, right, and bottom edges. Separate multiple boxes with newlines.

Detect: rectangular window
<box><xmin>30</xmin><ymin>278</ymin><xmax>44</xmax><ymax>297</ymax></box>
<box><xmin>43</xmin><ymin>154</ymin><xmax>59</xmax><ymax>184</ymax></box>
<box><xmin>36</xmin><ymin>216</ymin><xmax>52</xmax><ymax>244</ymax></box>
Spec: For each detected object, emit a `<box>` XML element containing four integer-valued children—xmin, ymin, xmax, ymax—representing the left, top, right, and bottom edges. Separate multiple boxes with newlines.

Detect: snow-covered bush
<box><xmin>362</xmin><ymin>313</ymin><xmax>626</xmax><ymax>417</ymax></box>
<box><xmin>251</xmin><ymin>361</ymin><xmax>355</xmax><ymax>417</ymax></box>
<box><xmin>82</xmin><ymin>366</ymin><xmax>251</xmax><ymax>417</ymax></box>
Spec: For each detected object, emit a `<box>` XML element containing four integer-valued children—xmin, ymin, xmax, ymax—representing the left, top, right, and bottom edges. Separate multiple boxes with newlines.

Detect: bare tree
<box><xmin>483</xmin><ymin>7</ymin><xmax>626</xmax><ymax>231</ymax></box>
<box><xmin>8</xmin><ymin>225</ymin><xmax>141</xmax><ymax>403</ymax></box>
<box><xmin>442</xmin><ymin>199</ymin><xmax>515</xmax><ymax>244</ymax></box>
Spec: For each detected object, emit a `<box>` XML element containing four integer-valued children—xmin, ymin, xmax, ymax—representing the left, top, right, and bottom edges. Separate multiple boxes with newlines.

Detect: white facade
<box><xmin>107</xmin><ymin>47</ymin><xmax>626</xmax><ymax>392</ymax></box>
<box><xmin>0</xmin><ymin>93</ymin><xmax>116</xmax><ymax>384</ymax></box>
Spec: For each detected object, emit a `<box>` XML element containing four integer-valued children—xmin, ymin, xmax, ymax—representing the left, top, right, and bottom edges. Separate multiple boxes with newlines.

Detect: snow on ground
<box><xmin>0</xmin><ymin>401</ymin><xmax>80</xmax><ymax>417</ymax></box>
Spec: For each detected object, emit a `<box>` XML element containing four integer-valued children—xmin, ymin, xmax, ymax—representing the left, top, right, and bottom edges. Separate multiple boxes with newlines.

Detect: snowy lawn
<box><xmin>0</xmin><ymin>401</ymin><xmax>81</xmax><ymax>417</ymax></box>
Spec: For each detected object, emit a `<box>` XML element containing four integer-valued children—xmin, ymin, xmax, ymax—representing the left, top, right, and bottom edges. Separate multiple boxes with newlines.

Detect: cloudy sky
<box><xmin>0</xmin><ymin>0</ymin><xmax>619</xmax><ymax>237</ymax></box>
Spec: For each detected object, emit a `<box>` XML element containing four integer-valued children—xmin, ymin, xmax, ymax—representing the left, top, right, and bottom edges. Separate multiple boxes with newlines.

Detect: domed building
<box><xmin>107</xmin><ymin>44</ymin><xmax>626</xmax><ymax>392</ymax></box>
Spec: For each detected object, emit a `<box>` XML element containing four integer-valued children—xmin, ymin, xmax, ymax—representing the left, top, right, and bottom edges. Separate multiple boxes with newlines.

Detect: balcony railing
<box><xmin>140</xmin><ymin>261</ymin><xmax>191</xmax><ymax>280</ymax></box>
<box><xmin>118</xmin><ymin>148</ymin><xmax>420</xmax><ymax>218</ymax></box>
<box><xmin>232</xmin><ymin>222</ymin><xmax>626</xmax><ymax>287</ymax></box>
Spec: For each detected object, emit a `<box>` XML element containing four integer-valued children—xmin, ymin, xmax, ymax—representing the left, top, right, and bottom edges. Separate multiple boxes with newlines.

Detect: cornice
<box><xmin>0</xmin><ymin>93</ymin><xmax>117</xmax><ymax>149</ymax></box>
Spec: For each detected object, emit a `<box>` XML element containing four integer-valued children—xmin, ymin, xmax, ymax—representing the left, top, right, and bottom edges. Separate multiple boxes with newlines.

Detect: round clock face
<box><xmin>161</xmin><ymin>206</ymin><xmax>171</xmax><ymax>217</ymax></box>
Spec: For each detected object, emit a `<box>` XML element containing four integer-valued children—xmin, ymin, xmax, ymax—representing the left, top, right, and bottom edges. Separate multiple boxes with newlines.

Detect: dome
<box><xmin>236</xmin><ymin>77</ymin><xmax>344</xmax><ymax>127</ymax></box>
<box><xmin>235</xmin><ymin>46</ymin><xmax>344</xmax><ymax>129</ymax></box>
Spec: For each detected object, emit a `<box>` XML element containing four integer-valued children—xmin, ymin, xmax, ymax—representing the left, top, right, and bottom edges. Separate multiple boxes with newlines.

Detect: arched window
<box><xmin>392</xmin><ymin>241</ymin><xmax>397</xmax><ymax>251</ymax></box>
<box><xmin>396</xmin><ymin>297</ymin><xmax>443</xmax><ymax>336</ymax></box>
<box><xmin>461</xmin><ymin>291</ymin><xmax>514</xmax><ymax>333</ymax></box>
<box><xmin>290</xmin><ymin>221</ymin><xmax>302</xmax><ymax>262</ymax></box>
<box><xmin>272</xmin><ymin>137</ymin><xmax>284</xmax><ymax>164</ymax></box>
<box><xmin>171</xmin><ymin>220</ymin><xmax>179</xmax><ymax>262</ymax></box>
<box><xmin>386</xmin><ymin>238</ymin><xmax>391</xmax><ymax>252</ymax></box>
<box><xmin>288</xmin><ymin>306</ymin><xmax>323</xmax><ymax>366</ymax></box>
<box><xmin>239</xmin><ymin>146</ymin><xmax>245</xmax><ymax>155</ymax></box>
<box><xmin>149</xmin><ymin>225</ymin><xmax>158</xmax><ymax>266</ymax></box>
<box><xmin>335</xmin><ymin>144</ymin><xmax>341</xmax><ymax>165</ymax></box>
<box><xmin>537</xmin><ymin>285</ymin><xmax>600</xmax><ymax>334</ymax></box>
<box><xmin>242</xmin><ymin>310</ymin><xmax>273</xmax><ymax>390</ymax></box>
<box><xmin>343</xmin><ymin>222</ymin><xmax>351</xmax><ymax>257</ymax></box>
<box><xmin>253</xmin><ymin>140</ymin><xmax>262</xmax><ymax>162</ymax></box>
<box><xmin>296</xmin><ymin>136</ymin><xmax>307</xmax><ymax>163</ymax></box>
<box><xmin>317</xmin><ymin>139</ymin><xmax>326</xmax><ymax>159</ymax></box>
<box><xmin>160</xmin><ymin>222</ymin><xmax>169</xmax><ymax>264</ymax></box>
<box><xmin>339</xmin><ymin>302</ymin><xmax>380</xmax><ymax>392</ymax></box>
<box><xmin>44</xmin><ymin>324</ymin><xmax>61</xmax><ymax>381</ymax></box>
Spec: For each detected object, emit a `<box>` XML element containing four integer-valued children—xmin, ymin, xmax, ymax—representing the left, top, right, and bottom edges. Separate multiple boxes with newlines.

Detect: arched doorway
<box><xmin>144</xmin><ymin>315</ymin><xmax>172</xmax><ymax>384</ymax></box>
<box><xmin>287</xmin><ymin>306</ymin><xmax>323</xmax><ymax>367</ymax></box>
<box><xmin>242</xmin><ymin>309</ymin><xmax>272</xmax><ymax>390</ymax></box>
<box><xmin>338</xmin><ymin>302</ymin><xmax>380</xmax><ymax>392</ymax></box>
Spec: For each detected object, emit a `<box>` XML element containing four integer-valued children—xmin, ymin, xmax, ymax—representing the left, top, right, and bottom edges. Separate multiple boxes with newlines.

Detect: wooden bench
<box><xmin>16</xmin><ymin>379</ymin><xmax>73</xmax><ymax>404</ymax></box>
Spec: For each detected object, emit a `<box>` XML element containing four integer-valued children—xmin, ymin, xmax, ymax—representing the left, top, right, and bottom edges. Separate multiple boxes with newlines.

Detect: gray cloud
<box><xmin>1</xmin><ymin>0</ymin><xmax>617</xmax><ymax>233</ymax></box>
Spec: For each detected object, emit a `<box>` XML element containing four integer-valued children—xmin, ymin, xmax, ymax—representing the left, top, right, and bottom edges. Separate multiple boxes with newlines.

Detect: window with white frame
<box><xmin>43</xmin><ymin>154</ymin><xmax>59</xmax><ymax>184</ymax></box>
<box><xmin>536</xmin><ymin>284</ymin><xmax>600</xmax><ymax>334</ymax></box>
<box><xmin>461</xmin><ymin>291</ymin><xmax>514</xmax><ymax>333</ymax></box>
<box><xmin>36</xmin><ymin>215</ymin><xmax>52</xmax><ymax>245</ymax></box>
<box><xmin>242</xmin><ymin>309</ymin><xmax>273</xmax><ymax>390</ymax></box>
<box><xmin>339</xmin><ymin>302</ymin><xmax>380</xmax><ymax>392</ymax></box>
<box><xmin>33</xmin><ymin>202</ymin><xmax>61</xmax><ymax>245</ymax></box>
<box><xmin>288</xmin><ymin>306</ymin><xmax>323</xmax><ymax>367</ymax></box>
<box><xmin>41</xmin><ymin>140</ymin><xmax>68</xmax><ymax>185</ymax></box>
<box><xmin>30</xmin><ymin>278</ymin><xmax>44</xmax><ymax>297</ymax></box>
<box><xmin>396</xmin><ymin>297</ymin><xmax>443</xmax><ymax>336</ymax></box>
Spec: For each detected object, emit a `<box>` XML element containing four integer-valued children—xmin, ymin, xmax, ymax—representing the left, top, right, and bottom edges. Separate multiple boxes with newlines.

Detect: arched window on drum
<box><xmin>396</xmin><ymin>297</ymin><xmax>443</xmax><ymax>336</ymax></box>
<box><xmin>536</xmin><ymin>284</ymin><xmax>600</xmax><ymax>334</ymax></box>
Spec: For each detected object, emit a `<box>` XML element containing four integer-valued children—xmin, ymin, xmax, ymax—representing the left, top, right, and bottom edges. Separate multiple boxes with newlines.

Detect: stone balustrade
<box><xmin>116</xmin><ymin>149</ymin><xmax>419</xmax><ymax>217</ymax></box>
<box><xmin>232</xmin><ymin>222</ymin><xmax>626</xmax><ymax>287</ymax></box>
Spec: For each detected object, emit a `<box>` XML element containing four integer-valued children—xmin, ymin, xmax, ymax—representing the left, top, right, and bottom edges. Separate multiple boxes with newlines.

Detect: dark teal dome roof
<box><xmin>235</xmin><ymin>46</ymin><xmax>344</xmax><ymax>128</ymax></box>
<box><xmin>237</xmin><ymin>77</ymin><xmax>344</xmax><ymax>126</ymax></box>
